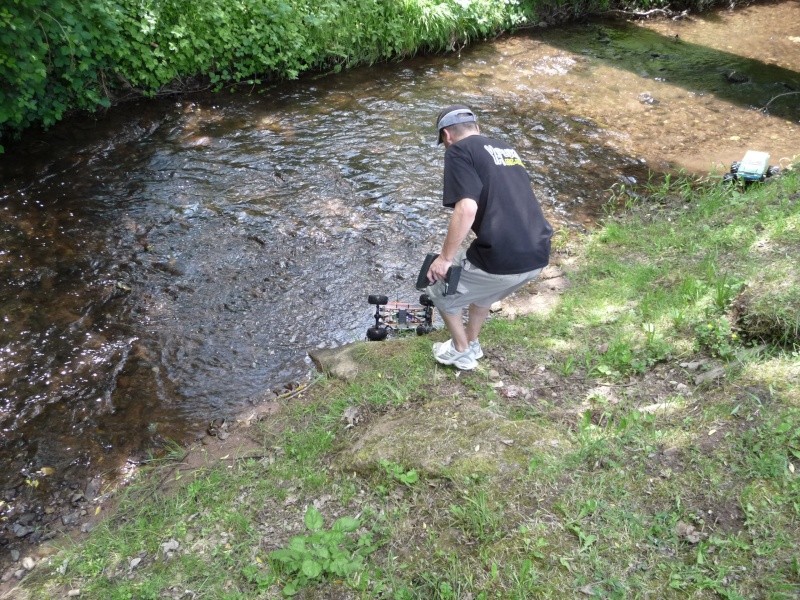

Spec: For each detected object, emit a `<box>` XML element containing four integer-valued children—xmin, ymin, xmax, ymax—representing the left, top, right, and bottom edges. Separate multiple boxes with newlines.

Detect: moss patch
<box><xmin>337</xmin><ymin>398</ymin><xmax>572</xmax><ymax>481</ymax></box>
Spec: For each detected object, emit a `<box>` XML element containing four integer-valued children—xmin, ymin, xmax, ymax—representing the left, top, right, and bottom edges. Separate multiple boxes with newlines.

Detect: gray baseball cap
<box><xmin>436</xmin><ymin>105</ymin><xmax>477</xmax><ymax>145</ymax></box>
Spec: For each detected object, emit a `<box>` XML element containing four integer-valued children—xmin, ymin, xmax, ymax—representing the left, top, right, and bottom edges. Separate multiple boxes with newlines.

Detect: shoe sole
<box><xmin>434</xmin><ymin>354</ymin><xmax>478</xmax><ymax>370</ymax></box>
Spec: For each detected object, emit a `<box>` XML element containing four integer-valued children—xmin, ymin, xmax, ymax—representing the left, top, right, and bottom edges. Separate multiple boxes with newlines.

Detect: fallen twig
<box><xmin>761</xmin><ymin>91</ymin><xmax>800</xmax><ymax>113</ymax></box>
<box><xmin>232</xmin><ymin>454</ymin><xmax>271</xmax><ymax>461</ymax></box>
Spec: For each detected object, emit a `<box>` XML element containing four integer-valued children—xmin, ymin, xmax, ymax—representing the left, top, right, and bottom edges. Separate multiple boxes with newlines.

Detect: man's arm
<box><xmin>428</xmin><ymin>197</ymin><xmax>478</xmax><ymax>282</ymax></box>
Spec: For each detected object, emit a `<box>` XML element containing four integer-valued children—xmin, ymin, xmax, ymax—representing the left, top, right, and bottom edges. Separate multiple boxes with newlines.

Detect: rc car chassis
<box><xmin>366</xmin><ymin>293</ymin><xmax>435</xmax><ymax>341</ymax></box>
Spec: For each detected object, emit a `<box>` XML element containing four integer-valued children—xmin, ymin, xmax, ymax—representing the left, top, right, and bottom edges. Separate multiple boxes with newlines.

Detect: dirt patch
<box><xmin>731</xmin><ymin>254</ymin><xmax>800</xmax><ymax>347</ymax></box>
<box><xmin>494</xmin><ymin>265</ymin><xmax>571</xmax><ymax>319</ymax></box>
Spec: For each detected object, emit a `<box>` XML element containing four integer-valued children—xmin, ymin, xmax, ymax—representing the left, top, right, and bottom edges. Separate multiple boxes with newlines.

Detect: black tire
<box><xmin>729</xmin><ymin>162</ymin><xmax>740</xmax><ymax>174</ymax></box>
<box><xmin>419</xmin><ymin>293</ymin><xmax>434</xmax><ymax>307</ymax></box>
<box><xmin>368</xmin><ymin>294</ymin><xmax>389</xmax><ymax>305</ymax></box>
<box><xmin>416</xmin><ymin>325</ymin><xmax>434</xmax><ymax>336</ymax></box>
<box><xmin>767</xmin><ymin>166</ymin><xmax>781</xmax><ymax>178</ymax></box>
<box><xmin>367</xmin><ymin>327</ymin><xmax>388</xmax><ymax>341</ymax></box>
<box><xmin>722</xmin><ymin>173</ymin><xmax>736</xmax><ymax>184</ymax></box>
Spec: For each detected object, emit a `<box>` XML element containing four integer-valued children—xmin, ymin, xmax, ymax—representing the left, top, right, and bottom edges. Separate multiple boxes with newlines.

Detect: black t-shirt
<box><xmin>442</xmin><ymin>134</ymin><xmax>553</xmax><ymax>274</ymax></box>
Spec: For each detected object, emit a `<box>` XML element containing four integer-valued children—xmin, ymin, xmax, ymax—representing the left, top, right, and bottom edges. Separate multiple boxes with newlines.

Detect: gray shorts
<box><xmin>426</xmin><ymin>250</ymin><xmax>543</xmax><ymax>315</ymax></box>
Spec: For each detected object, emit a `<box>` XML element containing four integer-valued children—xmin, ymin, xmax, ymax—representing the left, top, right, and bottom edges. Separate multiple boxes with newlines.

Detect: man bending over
<box><xmin>426</xmin><ymin>104</ymin><xmax>553</xmax><ymax>370</ymax></box>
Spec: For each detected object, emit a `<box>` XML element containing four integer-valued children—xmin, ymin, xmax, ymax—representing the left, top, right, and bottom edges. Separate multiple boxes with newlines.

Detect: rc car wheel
<box><xmin>368</xmin><ymin>294</ymin><xmax>389</xmax><ymax>305</ymax></box>
<box><xmin>729</xmin><ymin>162</ymin><xmax>740</xmax><ymax>174</ymax></box>
<box><xmin>722</xmin><ymin>173</ymin><xmax>736</xmax><ymax>184</ymax></box>
<box><xmin>416</xmin><ymin>325</ymin><xmax>434</xmax><ymax>336</ymax></box>
<box><xmin>767</xmin><ymin>166</ymin><xmax>781</xmax><ymax>178</ymax></box>
<box><xmin>419</xmin><ymin>293</ymin><xmax>434</xmax><ymax>307</ymax></box>
<box><xmin>367</xmin><ymin>327</ymin><xmax>388</xmax><ymax>341</ymax></box>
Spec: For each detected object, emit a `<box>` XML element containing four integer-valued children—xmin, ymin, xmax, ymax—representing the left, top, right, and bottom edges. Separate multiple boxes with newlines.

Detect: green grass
<box><xmin>19</xmin><ymin>168</ymin><xmax>800</xmax><ymax>599</ymax></box>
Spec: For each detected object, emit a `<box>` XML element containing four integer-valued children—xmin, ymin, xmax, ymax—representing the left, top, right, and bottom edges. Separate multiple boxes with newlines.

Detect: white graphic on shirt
<box><xmin>484</xmin><ymin>144</ymin><xmax>524</xmax><ymax>167</ymax></box>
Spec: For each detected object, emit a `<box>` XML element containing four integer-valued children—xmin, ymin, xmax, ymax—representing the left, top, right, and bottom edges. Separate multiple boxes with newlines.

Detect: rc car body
<box><xmin>724</xmin><ymin>150</ymin><xmax>780</xmax><ymax>183</ymax></box>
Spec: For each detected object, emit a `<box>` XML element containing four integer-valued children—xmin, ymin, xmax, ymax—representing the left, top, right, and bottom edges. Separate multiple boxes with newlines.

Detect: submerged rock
<box><xmin>725</xmin><ymin>70</ymin><xmax>749</xmax><ymax>84</ymax></box>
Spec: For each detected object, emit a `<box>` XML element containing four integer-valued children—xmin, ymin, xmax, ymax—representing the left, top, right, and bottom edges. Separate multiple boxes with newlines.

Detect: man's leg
<box><xmin>466</xmin><ymin>304</ymin><xmax>490</xmax><ymax>343</ymax></box>
<box><xmin>439</xmin><ymin>303</ymin><xmax>490</xmax><ymax>352</ymax></box>
<box><xmin>439</xmin><ymin>310</ymin><xmax>470</xmax><ymax>352</ymax></box>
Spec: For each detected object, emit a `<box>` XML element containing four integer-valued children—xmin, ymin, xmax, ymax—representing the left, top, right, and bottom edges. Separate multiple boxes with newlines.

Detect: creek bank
<box><xmin>309</xmin><ymin>265</ymin><xmax>569</xmax><ymax>381</ymax></box>
<box><xmin>0</xmin><ymin>264</ymin><xmax>566</xmax><ymax>590</ymax></box>
<box><xmin>0</xmin><ymin>376</ymin><xmax>306</xmax><ymax>589</ymax></box>
<box><xmin>0</xmin><ymin>381</ymin><xmax>300</xmax><ymax>596</ymax></box>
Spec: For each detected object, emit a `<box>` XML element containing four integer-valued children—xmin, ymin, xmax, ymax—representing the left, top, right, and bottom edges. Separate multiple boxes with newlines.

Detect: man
<box><xmin>426</xmin><ymin>104</ymin><xmax>553</xmax><ymax>370</ymax></box>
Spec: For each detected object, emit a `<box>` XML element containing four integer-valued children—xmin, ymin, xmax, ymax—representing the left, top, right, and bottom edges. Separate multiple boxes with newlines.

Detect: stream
<box><xmin>0</xmin><ymin>1</ymin><xmax>798</xmax><ymax>562</ymax></box>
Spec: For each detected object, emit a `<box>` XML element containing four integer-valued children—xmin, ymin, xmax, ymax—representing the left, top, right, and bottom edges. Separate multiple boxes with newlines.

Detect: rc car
<box><xmin>366</xmin><ymin>253</ymin><xmax>462</xmax><ymax>341</ymax></box>
<box><xmin>366</xmin><ymin>294</ymin><xmax>435</xmax><ymax>341</ymax></box>
<box><xmin>723</xmin><ymin>150</ymin><xmax>780</xmax><ymax>183</ymax></box>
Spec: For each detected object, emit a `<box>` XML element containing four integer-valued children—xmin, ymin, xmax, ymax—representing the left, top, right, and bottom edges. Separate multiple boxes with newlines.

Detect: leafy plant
<box><xmin>712</xmin><ymin>273</ymin><xmax>744</xmax><ymax>312</ymax></box>
<box><xmin>380</xmin><ymin>459</ymin><xmax>420</xmax><ymax>486</ymax></box>
<box><xmin>1</xmin><ymin>0</ymin><xmax>117</xmax><ymax>149</ymax></box>
<box><xmin>588</xmin><ymin>333</ymin><xmax>668</xmax><ymax>379</ymax></box>
<box><xmin>694</xmin><ymin>316</ymin><xmax>739</xmax><ymax>359</ymax></box>
<box><xmin>268</xmin><ymin>505</ymin><xmax>376</xmax><ymax>596</ymax></box>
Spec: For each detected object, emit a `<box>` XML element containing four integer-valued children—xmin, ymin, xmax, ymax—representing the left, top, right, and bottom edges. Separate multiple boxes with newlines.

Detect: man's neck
<box><xmin>451</xmin><ymin>130</ymin><xmax>479</xmax><ymax>144</ymax></box>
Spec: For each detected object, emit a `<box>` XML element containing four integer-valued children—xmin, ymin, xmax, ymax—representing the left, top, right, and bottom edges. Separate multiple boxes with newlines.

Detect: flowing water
<box><xmin>1</xmin><ymin>2</ymin><xmax>798</xmax><ymax>557</ymax></box>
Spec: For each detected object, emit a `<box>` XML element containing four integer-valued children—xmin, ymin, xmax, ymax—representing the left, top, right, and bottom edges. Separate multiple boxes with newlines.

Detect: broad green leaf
<box><xmin>282</xmin><ymin>581</ymin><xmax>297</xmax><ymax>596</ymax></box>
<box><xmin>301</xmin><ymin>559</ymin><xmax>322</xmax><ymax>578</ymax></box>
<box><xmin>304</xmin><ymin>506</ymin><xmax>324</xmax><ymax>531</ymax></box>
<box><xmin>269</xmin><ymin>549</ymin><xmax>293</xmax><ymax>562</ymax></box>
<box><xmin>332</xmin><ymin>516</ymin><xmax>360</xmax><ymax>533</ymax></box>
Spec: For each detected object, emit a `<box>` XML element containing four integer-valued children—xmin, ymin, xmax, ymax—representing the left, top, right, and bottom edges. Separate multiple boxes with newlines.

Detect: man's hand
<box><xmin>427</xmin><ymin>255</ymin><xmax>453</xmax><ymax>283</ymax></box>
<box><xmin>427</xmin><ymin>197</ymin><xmax>477</xmax><ymax>284</ymax></box>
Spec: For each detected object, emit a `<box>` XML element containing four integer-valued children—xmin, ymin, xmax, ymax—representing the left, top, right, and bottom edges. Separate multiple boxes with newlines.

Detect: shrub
<box><xmin>0</xmin><ymin>0</ymin><xmax>117</xmax><ymax>144</ymax></box>
<box><xmin>694</xmin><ymin>315</ymin><xmax>739</xmax><ymax>359</ymax></box>
<box><xmin>0</xmin><ymin>0</ymin><xmax>535</xmax><ymax>148</ymax></box>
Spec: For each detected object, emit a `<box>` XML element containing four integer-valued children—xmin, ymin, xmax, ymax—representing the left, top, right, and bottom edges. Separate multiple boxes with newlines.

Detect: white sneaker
<box><xmin>433</xmin><ymin>340</ymin><xmax>478</xmax><ymax>370</ymax></box>
<box><xmin>470</xmin><ymin>339</ymin><xmax>483</xmax><ymax>359</ymax></box>
<box><xmin>434</xmin><ymin>339</ymin><xmax>483</xmax><ymax>360</ymax></box>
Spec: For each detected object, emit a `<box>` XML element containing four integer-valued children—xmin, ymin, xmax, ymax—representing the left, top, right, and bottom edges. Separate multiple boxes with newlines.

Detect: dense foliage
<box><xmin>1</xmin><ymin>1</ymin><xmax>117</xmax><ymax>137</ymax></box>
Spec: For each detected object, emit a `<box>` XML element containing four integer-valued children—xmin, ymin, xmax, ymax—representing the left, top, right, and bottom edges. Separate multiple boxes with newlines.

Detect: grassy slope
<box><xmin>18</xmin><ymin>169</ymin><xmax>800</xmax><ymax>599</ymax></box>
